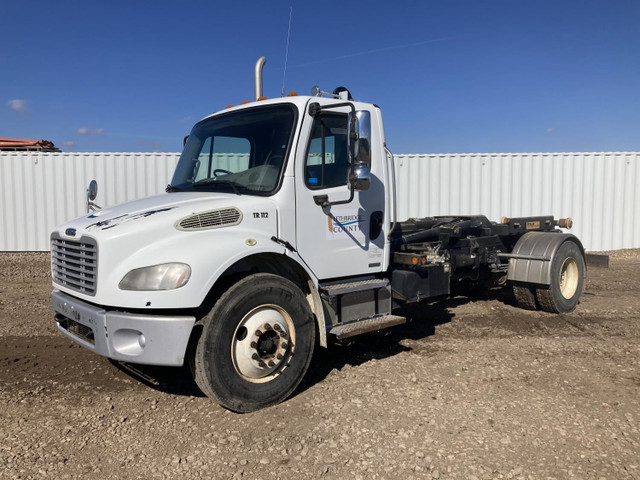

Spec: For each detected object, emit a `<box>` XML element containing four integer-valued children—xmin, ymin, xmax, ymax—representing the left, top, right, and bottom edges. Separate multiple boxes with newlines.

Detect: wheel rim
<box><xmin>231</xmin><ymin>305</ymin><xmax>296</xmax><ymax>383</ymax></box>
<box><xmin>559</xmin><ymin>257</ymin><xmax>579</xmax><ymax>299</ymax></box>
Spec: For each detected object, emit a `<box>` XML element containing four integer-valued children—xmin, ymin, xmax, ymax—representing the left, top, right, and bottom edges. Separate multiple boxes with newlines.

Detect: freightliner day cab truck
<box><xmin>51</xmin><ymin>57</ymin><xmax>586</xmax><ymax>412</ymax></box>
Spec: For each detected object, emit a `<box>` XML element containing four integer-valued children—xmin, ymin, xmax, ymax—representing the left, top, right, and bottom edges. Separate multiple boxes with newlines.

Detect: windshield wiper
<box><xmin>193</xmin><ymin>178</ymin><xmax>243</xmax><ymax>195</ymax></box>
<box><xmin>166</xmin><ymin>184</ymin><xmax>181</xmax><ymax>192</ymax></box>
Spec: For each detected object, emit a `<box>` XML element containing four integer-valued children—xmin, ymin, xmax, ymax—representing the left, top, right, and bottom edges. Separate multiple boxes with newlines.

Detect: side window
<box><xmin>305</xmin><ymin>114</ymin><xmax>349</xmax><ymax>189</ymax></box>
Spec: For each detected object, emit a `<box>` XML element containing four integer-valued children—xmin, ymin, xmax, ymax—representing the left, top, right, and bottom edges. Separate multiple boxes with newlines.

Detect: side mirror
<box><xmin>348</xmin><ymin>110</ymin><xmax>371</xmax><ymax>168</ymax></box>
<box><xmin>86</xmin><ymin>180</ymin><xmax>102</xmax><ymax>213</ymax></box>
<box><xmin>183</xmin><ymin>135</ymin><xmax>189</xmax><ymax>147</ymax></box>
<box><xmin>352</xmin><ymin>164</ymin><xmax>371</xmax><ymax>191</ymax></box>
<box><xmin>87</xmin><ymin>180</ymin><xmax>98</xmax><ymax>201</ymax></box>
<box><xmin>348</xmin><ymin>110</ymin><xmax>372</xmax><ymax>191</ymax></box>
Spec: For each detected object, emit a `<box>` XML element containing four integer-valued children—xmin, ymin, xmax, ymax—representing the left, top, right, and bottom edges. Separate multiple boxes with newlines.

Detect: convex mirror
<box><xmin>348</xmin><ymin>110</ymin><xmax>372</xmax><ymax>191</ymax></box>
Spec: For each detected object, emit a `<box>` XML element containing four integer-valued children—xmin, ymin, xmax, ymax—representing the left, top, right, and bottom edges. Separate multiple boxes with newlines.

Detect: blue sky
<box><xmin>1</xmin><ymin>0</ymin><xmax>639</xmax><ymax>154</ymax></box>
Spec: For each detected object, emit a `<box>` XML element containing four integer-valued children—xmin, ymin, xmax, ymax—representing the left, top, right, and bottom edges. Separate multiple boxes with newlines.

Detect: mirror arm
<box><xmin>308</xmin><ymin>101</ymin><xmax>355</xmax><ymax>117</ymax></box>
<box><xmin>313</xmin><ymin>185</ymin><xmax>355</xmax><ymax>208</ymax></box>
<box><xmin>87</xmin><ymin>200</ymin><xmax>102</xmax><ymax>213</ymax></box>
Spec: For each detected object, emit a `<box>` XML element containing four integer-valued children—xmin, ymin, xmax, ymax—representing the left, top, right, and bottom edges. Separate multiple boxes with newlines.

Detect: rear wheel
<box><xmin>513</xmin><ymin>284</ymin><xmax>537</xmax><ymax>310</ymax></box>
<box><xmin>536</xmin><ymin>241</ymin><xmax>585</xmax><ymax>313</ymax></box>
<box><xmin>192</xmin><ymin>273</ymin><xmax>315</xmax><ymax>412</ymax></box>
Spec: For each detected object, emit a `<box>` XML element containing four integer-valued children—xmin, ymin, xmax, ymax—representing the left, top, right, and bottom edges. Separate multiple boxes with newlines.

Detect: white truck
<box><xmin>51</xmin><ymin>58</ymin><xmax>585</xmax><ymax>412</ymax></box>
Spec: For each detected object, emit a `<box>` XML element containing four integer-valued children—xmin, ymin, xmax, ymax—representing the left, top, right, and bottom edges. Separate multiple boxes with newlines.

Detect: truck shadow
<box><xmin>108</xmin><ymin>360</ymin><xmax>204</xmax><ymax>397</ymax></box>
<box><xmin>297</xmin><ymin>297</ymin><xmax>459</xmax><ymax>396</ymax></box>
<box><xmin>109</xmin><ymin>287</ymin><xmax>518</xmax><ymax>401</ymax></box>
<box><xmin>109</xmin><ymin>297</ymin><xmax>460</xmax><ymax>401</ymax></box>
<box><xmin>297</xmin><ymin>285</ymin><xmax>518</xmax><ymax>397</ymax></box>
<box><xmin>451</xmin><ymin>282</ymin><xmax>520</xmax><ymax>309</ymax></box>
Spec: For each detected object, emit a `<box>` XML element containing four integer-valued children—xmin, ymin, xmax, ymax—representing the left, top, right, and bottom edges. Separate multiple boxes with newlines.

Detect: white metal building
<box><xmin>1</xmin><ymin>151</ymin><xmax>638</xmax><ymax>252</ymax></box>
<box><xmin>394</xmin><ymin>152</ymin><xmax>639</xmax><ymax>252</ymax></box>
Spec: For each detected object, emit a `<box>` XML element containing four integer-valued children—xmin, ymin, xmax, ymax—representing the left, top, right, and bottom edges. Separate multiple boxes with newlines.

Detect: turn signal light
<box><xmin>410</xmin><ymin>256</ymin><xmax>428</xmax><ymax>265</ymax></box>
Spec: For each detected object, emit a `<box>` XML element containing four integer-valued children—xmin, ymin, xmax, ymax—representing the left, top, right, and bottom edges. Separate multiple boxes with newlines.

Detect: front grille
<box><xmin>175</xmin><ymin>207</ymin><xmax>242</xmax><ymax>231</ymax></box>
<box><xmin>51</xmin><ymin>234</ymin><xmax>98</xmax><ymax>296</ymax></box>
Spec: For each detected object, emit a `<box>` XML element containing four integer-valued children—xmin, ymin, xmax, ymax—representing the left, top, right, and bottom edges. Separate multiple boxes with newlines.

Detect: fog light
<box><xmin>112</xmin><ymin>328</ymin><xmax>146</xmax><ymax>355</ymax></box>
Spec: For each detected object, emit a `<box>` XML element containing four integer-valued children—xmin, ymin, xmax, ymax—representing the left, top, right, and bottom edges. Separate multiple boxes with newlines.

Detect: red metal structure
<box><xmin>0</xmin><ymin>138</ymin><xmax>60</xmax><ymax>152</ymax></box>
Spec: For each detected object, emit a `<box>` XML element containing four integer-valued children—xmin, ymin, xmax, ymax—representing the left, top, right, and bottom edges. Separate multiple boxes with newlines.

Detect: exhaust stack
<box><xmin>254</xmin><ymin>56</ymin><xmax>266</xmax><ymax>101</ymax></box>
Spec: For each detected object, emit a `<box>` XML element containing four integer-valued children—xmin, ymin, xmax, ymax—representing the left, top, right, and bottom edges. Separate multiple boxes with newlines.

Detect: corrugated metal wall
<box><xmin>1</xmin><ymin>151</ymin><xmax>638</xmax><ymax>251</ymax></box>
<box><xmin>394</xmin><ymin>152</ymin><xmax>640</xmax><ymax>252</ymax></box>
<box><xmin>0</xmin><ymin>152</ymin><xmax>180</xmax><ymax>251</ymax></box>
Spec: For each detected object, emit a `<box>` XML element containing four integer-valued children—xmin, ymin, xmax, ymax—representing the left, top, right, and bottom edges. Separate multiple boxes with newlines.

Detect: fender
<box><xmin>203</xmin><ymin>246</ymin><xmax>329</xmax><ymax>348</ymax></box>
<box><xmin>507</xmin><ymin>232</ymin><xmax>585</xmax><ymax>285</ymax></box>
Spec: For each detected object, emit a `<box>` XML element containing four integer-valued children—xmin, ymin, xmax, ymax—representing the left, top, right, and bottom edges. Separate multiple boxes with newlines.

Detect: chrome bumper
<box><xmin>51</xmin><ymin>290</ymin><xmax>195</xmax><ymax>366</ymax></box>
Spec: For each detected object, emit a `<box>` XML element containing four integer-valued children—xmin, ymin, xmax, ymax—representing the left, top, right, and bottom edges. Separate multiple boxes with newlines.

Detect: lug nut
<box><xmin>276</xmin><ymin>353</ymin><xmax>284</xmax><ymax>360</ymax></box>
<box><xmin>268</xmin><ymin>360</ymin><xmax>275</xmax><ymax>367</ymax></box>
<box><xmin>280</xmin><ymin>331</ymin><xmax>288</xmax><ymax>339</ymax></box>
<box><xmin>264</xmin><ymin>323</ymin><xmax>272</xmax><ymax>330</ymax></box>
<box><xmin>273</xmin><ymin>324</ymin><xmax>282</xmax><ymax>332</ymax></box>
<box><xmin>258</xmin><ymin>361</ymin><xmax>266</xmax><ymax>368</ymax></box>
<box><xmin>250</xmin><ymin>341</ymin><xmax>257</xmax><ymax>349</ymax></box>
<box><xmin>252</xmin><ymin>353</ymin><xmax>259</xmax><ymax>361</ymax></box>
<box><xmin>281</xmin><ymin>342</ymin><xmax>288</xmax><ymax>349</ymax></box>
<box><xmin>255</xmin><ymin>330</ymin><xmax>262</xmax><ymax>337</ymax></box>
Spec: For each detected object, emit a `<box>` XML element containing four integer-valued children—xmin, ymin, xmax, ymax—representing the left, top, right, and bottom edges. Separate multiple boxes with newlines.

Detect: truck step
<box><xmin>329</xmin><ymin>315</ymin><xmax>406</xmax><ymax>339</ymax></box>
<box><xmin>320</xmin><ymin>278</ymin><xmax>389</xmax><ymax>296</ymax></box>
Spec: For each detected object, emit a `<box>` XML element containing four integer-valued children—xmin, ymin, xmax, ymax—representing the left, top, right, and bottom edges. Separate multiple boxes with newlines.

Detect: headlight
<box><xmin>119</xmin><ymin>263</ymin><xmax>191</xmax><ymax>291</ymax></box>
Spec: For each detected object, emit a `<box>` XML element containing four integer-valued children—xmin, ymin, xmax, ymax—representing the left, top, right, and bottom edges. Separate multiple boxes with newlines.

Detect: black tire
<box><xmin>192</xmin><ymin>273</ymin><xmax>315</xmax><ymax>412</ymax></box>
<box><xmin>536</xmin><ymin>241</ymin><xmax>585</xmax><ymax>313</ymax></box>
<box><xmin>513</xmin><ymin>284</ymin><xmax>537</xmax><ymax>310</ymax></box>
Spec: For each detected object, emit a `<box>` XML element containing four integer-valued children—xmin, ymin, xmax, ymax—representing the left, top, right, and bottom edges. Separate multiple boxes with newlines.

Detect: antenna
<box><xmin>281</xmin><ymin>6</ymin><xmax>293</xmax><ymax>97</ymax></box>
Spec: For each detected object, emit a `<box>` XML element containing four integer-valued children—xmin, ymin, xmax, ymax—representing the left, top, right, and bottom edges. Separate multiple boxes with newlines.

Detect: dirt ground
<box><xmin>1</xmin><ymin>250</ymin><xmax>639</xmax><ymax>480</ymax></box>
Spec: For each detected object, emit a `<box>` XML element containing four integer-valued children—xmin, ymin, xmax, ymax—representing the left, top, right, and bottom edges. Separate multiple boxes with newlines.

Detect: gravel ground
<box><xmin>1</xmin><ymin>250</ymin><xmax>639</xmax><ymax>479</ymax></box>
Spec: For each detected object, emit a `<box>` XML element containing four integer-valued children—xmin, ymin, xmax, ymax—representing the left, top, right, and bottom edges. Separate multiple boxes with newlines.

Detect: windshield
<box><xmin>170</xmin><ymin>104</ymin><xmax>297</xmax><ymax>195</ymax></box>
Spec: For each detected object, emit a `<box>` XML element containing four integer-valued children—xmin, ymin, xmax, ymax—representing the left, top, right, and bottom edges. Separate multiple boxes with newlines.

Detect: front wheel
<box><xmin>536</xmin><ymin>241</ymin><xmax>585</xmax><ymax>313</ymax></box>
<box><xmin>192</xmin><ymin>274</ymin><xmax>315</xmax><ymax>412</ymax></box>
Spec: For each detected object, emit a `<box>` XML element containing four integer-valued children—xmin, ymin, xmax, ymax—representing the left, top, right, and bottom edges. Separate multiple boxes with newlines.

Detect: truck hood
<box><xmin>57</xmin><ymin>191</ymin><xmax>258</xmax><ymax>240</ymax></box>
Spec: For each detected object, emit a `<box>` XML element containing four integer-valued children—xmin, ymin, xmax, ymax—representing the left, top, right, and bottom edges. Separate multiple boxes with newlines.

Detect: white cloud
<box><xmin>62</xmin><ymin>141</ymin><xmax>76</xmax><ymax>148</ymax></box>
<box><xmin>8</xmin><ymin>99</ymin><xmax>28</xmax><ymax>113</ymax></box>
<box><xmin>546</xmin><ymin>128</ymin><xmax>553</xmax><ymax>134</ymax></box>
<box><xmin>77</xmin><ymin>126</ymin><xmax>105</xmax><ymax>135</ymax></box>
<box><xmin>180</xmin><ymin>116</ymin><xmax>191</xmax><ymax>123</ymax></box>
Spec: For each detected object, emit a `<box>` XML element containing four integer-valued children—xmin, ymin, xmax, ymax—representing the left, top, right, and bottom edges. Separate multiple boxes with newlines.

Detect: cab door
<box><xmin>294</xmin><ymin>104</ymin><xmax>386</xmax><ymax>280</ymax></box>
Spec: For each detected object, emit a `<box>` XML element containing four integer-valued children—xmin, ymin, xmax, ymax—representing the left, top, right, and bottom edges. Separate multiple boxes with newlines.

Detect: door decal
<box><xmin>326</xmin><ymin>209</ymin><xmax>367</xmax><ymax>241</ymax></box>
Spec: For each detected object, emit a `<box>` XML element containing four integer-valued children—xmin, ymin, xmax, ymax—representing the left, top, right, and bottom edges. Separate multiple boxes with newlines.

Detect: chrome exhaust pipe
<box><xmin>254</xmin><ymin>56</ymin><xmax>266</xmax><ymax>101</ymax></box>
